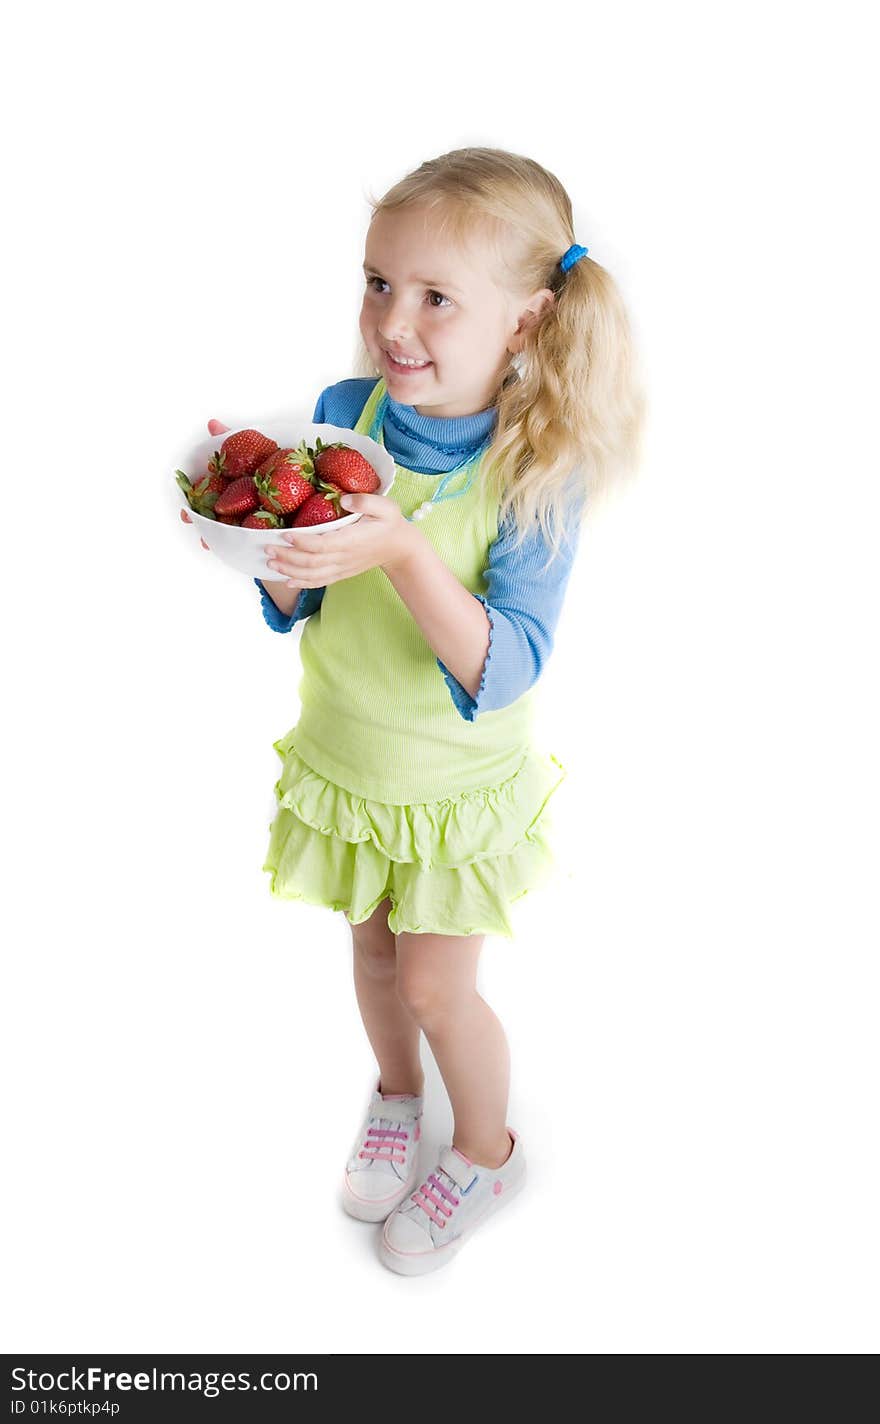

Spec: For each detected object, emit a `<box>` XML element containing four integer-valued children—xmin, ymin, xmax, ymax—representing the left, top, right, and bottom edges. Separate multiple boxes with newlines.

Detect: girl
<box><xmin>218</xmin><ymin>148</ymin><xmax>643</xmax><ymax>1275</ymax></box>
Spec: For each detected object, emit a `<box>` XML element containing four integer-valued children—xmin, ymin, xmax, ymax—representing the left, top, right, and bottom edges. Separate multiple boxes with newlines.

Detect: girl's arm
<box><xmin>260</xmin><ymin>580</ymin><xmax>304</xmax><ymax>616</ymax></box>
<box><xmin>382</xmin><ymin>533</ymin><xmax>491</xmax><ymax>701</ymax></box>
<box><xmin>384</xmin><ymin>497</ymin><xmax>584</xmax><ymax>718</ymax></box>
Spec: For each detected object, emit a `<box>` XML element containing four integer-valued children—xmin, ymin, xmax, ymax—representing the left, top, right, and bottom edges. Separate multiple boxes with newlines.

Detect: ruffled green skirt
<box><xmin>262</xmin><ymin>729</ymin><xmax>567</xmax><ymax>938</ymax></box>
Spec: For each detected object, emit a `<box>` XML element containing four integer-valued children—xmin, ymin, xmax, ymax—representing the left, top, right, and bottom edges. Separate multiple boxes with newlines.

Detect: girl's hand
<box><xmin>207</xmin><ymin>419</ymin><xmax>230</xmax><ymax>436</ymax></box>
<box><xmin>264</xmin><ymin>493</ymin><xmax>417</xmax><ymax>588</ymax></box>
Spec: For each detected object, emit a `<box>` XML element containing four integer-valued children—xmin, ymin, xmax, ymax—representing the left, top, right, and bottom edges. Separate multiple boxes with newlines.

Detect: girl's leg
<box><xmin>394</xmin><ymin>930</ymin><xmax>513</xmax><ymax>1169</ymax></box>
<box><xmin>346</xmin><ymin>898</ymin><xmax>424</xmax><ymax>1097</ymax></box>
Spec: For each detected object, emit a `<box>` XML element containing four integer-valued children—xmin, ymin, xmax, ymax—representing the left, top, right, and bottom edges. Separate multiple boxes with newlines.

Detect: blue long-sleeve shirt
<box><xmin>255</xmin><ymin>378</ymin><xmax>582</xmax><ymax>721</ymax></box>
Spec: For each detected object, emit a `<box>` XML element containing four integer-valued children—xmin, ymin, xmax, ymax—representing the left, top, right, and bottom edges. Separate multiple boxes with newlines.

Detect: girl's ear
<box><xmin>508</xmin><ymin>288</ymin><xmax>555</xmax><ymax>353</ymax></box>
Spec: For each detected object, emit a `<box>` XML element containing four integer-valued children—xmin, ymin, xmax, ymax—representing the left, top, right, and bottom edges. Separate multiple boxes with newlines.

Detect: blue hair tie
<box><xmin>560</xmin><ymin>243</ymin><xmax>589</xmax><ymax>273</ymax></box>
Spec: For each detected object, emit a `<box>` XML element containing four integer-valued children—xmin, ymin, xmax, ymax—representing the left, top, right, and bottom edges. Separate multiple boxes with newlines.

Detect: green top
<box><xmin>291</xmin><ymin>376</ymin><xmax>538</xmax><ymax>804</ymax></box>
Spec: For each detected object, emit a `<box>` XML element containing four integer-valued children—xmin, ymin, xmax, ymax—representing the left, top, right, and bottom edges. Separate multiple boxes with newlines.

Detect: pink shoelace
<box><xmin>359</xmin><ymin>1123</ymin><xmax>410</xmax><ymax>1166</ymax></box>
<box><xmin>411</xmin><ymin>1171</ymin><xmax>459</xmax><ymax>1229</ymax></box>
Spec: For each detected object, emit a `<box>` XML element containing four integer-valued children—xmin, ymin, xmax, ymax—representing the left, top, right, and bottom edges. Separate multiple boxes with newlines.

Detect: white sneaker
<box><xmin>341</xmin><ymin>1078</ymin><xmax>424</xmax><ymax>1223</ymax></box>
<box><xmin>380</xmin><ymin>1128</ymin><xmax>526</xmax><ymax>1275</ymax></box>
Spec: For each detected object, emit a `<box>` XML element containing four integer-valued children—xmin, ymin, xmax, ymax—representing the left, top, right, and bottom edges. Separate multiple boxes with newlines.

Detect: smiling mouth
<box><xmin>384</xmin><ymin>350</ymin><xmax>433</xmax><ymax>370</ymax></box>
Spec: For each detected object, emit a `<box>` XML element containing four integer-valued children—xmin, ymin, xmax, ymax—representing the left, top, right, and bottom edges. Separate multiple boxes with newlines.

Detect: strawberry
<box><xmin>255</xmin><ymin>445</ymin><xmax>310</xmax><ymax>480</ymax></box>
<box><xmin>176</xmin><ymin>467</ymin><xmax>225</xmax><ymax>518</ymax></box>
<box><xmin>291</xmin><ymin>487</ymin><xmax>345</xmax><ymax>528</ymax></box>
<box><xmin>208</xmin><ymin>428</ymin><xmax>278</xmax><ymax>480</ymax></box>
<box><xmin>312</xmin><ymin>438</ymin><xmax>379</xmax><ymax>494</ymax></box>
<box><xmin>255</xmin><ymin>442</ymin><xmax>315</xmax><ymax>516</ymax></box>
<box><xmin>214</xmin><ymin>474</ymin><xmax>260</xmax><ymax>519</ymax></box>
<box><xmin>258</xmin><ymin>468</ymin><xmax>315</xmax><ymax>516</ymax></box>
<box><xmin>241</xmin><ymin>509</ymin><xmax>284</xmax><ymax>529</ymax></box>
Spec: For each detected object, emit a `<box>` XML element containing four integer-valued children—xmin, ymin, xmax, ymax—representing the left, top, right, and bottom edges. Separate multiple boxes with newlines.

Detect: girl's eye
<box><xmin>365</xmin><ymin>277</ymin><xmax>452</xmax><ymax>308</ymax></box>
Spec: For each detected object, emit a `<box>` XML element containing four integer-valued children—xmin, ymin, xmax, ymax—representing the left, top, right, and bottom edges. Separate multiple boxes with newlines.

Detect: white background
<box><xmin>3</xmin><ymin>0</ymin><xmax>877</xmax><ymax>1355</ymax></box>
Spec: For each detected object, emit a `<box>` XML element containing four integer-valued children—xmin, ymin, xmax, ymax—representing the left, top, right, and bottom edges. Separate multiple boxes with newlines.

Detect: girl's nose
<box><xmin>378</xmin><ymin>321</ymin><xmax>412</xmax><ymax>343</ymax></box>
<box><xmin>377</xmin><ymin>299</ymin><xmax>413</xmax><ymax>343</ymax></box>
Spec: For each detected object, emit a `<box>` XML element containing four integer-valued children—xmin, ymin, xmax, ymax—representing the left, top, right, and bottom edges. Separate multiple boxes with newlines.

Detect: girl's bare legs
<box><xmin>395</xmin><ymin>930</ymin><xmax>513</xmax><ymax>1170</ymax></box>
<box><xmin>347</xmin><ymin>898</ymin><xmax>424</xmax><ymax>1097</ymax></box>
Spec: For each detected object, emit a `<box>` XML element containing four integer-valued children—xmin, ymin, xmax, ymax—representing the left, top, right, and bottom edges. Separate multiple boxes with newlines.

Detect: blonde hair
<box><xmin>351</xmin><ymin>147</ymin><xmax>647</xmax><ymax>571</ymax></box>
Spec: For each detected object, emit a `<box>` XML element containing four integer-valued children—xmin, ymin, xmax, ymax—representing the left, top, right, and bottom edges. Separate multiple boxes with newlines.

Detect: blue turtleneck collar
<box><xmin>382</xmin><ymin>390</ymin><xmax>496</xmax><ymax>475</ymax></box>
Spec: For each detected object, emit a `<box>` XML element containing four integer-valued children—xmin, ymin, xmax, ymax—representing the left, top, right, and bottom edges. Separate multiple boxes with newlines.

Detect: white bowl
<box><xmin>173</xmin><ymin>420</ymin><xmax>396</xmax><ymax>579</ymax></box>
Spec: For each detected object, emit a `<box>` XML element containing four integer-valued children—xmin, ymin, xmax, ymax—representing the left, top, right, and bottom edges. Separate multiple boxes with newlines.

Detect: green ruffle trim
<box><xmin>262</xmin><ymin>734</ymin><xmax>567</xmax><ymax>938</ymax></box>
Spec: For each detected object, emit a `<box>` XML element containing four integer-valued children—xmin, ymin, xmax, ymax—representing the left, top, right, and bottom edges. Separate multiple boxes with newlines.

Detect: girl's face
<box><xmin>359</xmin><ymin>207</ymin><xmax>551</xmax><ymax>419</ymax></box>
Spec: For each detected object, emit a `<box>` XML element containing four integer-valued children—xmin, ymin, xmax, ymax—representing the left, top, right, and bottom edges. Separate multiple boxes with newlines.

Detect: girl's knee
<box><xmin>395</xmin><ymin>931</ymin><xmax>484</xmax><ymax>1023</ymax></box>
<box><xmin>395</xmin><ymin>960</ymin><xmax>459</xmax><ymax>1025</ymax></box>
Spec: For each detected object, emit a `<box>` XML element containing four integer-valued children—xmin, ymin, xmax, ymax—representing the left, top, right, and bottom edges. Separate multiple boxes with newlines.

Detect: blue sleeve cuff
<box><xmin>254</xmin><ymin>578</ymin><xmax>323</xmax><ymax>631</ymax></box>
<box><xmin>436</xmin><ymin>594</ymin><xmax>498</xmax><ymax>722</ymax></box>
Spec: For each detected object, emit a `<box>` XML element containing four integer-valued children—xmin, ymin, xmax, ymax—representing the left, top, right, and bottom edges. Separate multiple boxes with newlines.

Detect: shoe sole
<box><xmin>378</xmin><ymin>1167</ymin><xmax>527</xmax><ymax>1275</ymax></box>
<box><xmin>340</xmin><ymin>1157</ymin><xmax>422</xmax><ymax>1224</ymax></box>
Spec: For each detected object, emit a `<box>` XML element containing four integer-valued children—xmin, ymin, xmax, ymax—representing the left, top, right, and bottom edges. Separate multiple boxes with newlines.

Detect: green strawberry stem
<box><xmin>175</xmin><ymin>469</ymin><xmax>217</xmax><ymax>519</ymax></box>
<box><xmin>315</xmin><ymin>479</ymin><xmax>343</xmax><ymax>505</ymax></box>
<box><xmin>292</xmin><ymin>438</ymin><xmax>316</xmax><ymax>476</ymax></box>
